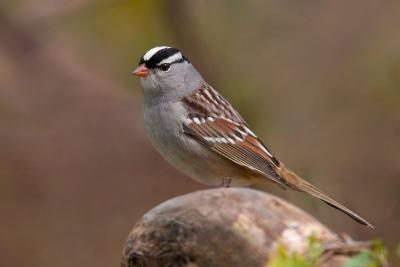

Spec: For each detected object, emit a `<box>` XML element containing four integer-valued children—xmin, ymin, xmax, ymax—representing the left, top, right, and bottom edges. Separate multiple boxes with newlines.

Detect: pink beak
<box><xmin>132</xmin><ymin>64</ymin><xmax>149</xmax><ymax>78</ymax></box>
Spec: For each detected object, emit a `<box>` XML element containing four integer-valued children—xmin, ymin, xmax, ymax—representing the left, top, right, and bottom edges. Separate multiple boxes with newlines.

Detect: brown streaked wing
<box><xmin>182</xmin><ymin>83</ymin><xmax>244</xmax><ymax>123</ymax></box>
<box><xmin>183</xmin><ymin>117</ymin><xmax>286</xmax><ymax>187</ymax></box>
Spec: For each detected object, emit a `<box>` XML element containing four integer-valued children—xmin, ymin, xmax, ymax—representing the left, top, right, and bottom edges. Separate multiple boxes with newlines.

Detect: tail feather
<box><xmin>277</xmin><ymin>165</ymin><xmax>374</xmax><ymax>228</ymax></box>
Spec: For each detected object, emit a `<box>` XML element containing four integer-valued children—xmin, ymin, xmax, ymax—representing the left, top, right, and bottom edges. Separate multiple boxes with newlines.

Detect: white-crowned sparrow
<box><xmin>133</xmin><ymin>46</ymin><xmax>373</xmax><ymax>228</ymax></box>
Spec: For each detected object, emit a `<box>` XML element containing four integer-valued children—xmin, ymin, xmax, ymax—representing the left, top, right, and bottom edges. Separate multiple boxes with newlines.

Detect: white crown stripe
<box><xmin>143</xmin><ymin>46</ymin><xmax>170</xmax><ymax>61</ymax></box>
<box><xmin>158</xmin><ymin>52</ymin><xmax>183</xmax><ymax>65</ymax></box>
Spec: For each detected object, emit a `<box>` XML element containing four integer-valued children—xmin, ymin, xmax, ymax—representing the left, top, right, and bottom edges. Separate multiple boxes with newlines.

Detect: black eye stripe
<box><xmin>156</xmin><ymin>58</ymin><xmax>186</xmax><ymax>68</ymax></box>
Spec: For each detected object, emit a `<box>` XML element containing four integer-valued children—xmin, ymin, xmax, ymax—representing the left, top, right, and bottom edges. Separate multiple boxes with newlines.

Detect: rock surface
<box><xmin>121</xmin><ymin>188</ymin><xmax>354</xmax><ymax>267</ymax></box>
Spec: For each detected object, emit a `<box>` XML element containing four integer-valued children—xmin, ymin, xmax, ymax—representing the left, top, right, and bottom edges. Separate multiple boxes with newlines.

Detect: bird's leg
<box><xmin>218</xmin><ymin>178</ymin><xmax>232</xmax><ymax>188</ymax></box>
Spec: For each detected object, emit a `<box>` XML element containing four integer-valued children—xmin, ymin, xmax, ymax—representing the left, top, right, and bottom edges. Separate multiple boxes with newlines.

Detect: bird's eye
<box><xmin>159</xmin><ymin>63</ymin><xmax>171</xmax><ymax>71</ymax></box>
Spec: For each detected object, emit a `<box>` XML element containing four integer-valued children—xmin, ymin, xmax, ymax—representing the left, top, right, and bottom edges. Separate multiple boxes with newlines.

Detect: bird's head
<box><xmin>133</xmin><ymin>46</ymin><xmax>203</xmax><ymax>103</ymax></box>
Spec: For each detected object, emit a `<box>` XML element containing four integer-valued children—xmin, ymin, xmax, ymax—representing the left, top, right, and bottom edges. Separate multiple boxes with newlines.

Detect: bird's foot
<box><xmin>218</xmin><ymin>178</ymin><xmax>232</xmax><ymax>188</ymax></box>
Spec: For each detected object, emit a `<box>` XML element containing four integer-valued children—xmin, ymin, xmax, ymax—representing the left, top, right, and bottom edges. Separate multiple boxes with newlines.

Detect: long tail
<box><xmin>276</xmin><ymin>164</ymin><xmax>374</xmax><ymax>228</ymax></box>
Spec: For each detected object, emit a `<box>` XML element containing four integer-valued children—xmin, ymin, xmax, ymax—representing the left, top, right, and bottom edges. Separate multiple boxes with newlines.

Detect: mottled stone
<box><xmin>121</xmin><ymin>188</ymin><xmax>356</xmax><ymax>267</ymax></box>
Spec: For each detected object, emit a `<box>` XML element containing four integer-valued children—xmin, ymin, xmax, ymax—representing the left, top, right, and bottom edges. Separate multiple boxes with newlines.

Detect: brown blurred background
<box><xmin>1</xmin><ymin>0</ymin><xmax>399</xmax><ymax>266</ymax></box>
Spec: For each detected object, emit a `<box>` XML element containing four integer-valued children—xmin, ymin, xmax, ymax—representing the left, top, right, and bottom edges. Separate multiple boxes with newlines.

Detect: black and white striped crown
<box><xmin>139</xmin><ymin>46</ymin><xmax>189</xmax><ymax>68</ymax></box>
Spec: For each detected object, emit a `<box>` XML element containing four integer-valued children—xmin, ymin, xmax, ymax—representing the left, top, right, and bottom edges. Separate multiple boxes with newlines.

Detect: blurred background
<box><xmin>1</xmin><ymin>0</ymin><xmax>399</xmax><ymax>266</ymax></box>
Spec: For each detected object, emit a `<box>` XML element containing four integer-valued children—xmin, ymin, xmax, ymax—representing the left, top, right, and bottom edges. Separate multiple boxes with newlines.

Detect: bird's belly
<box><xmin>144</xmin><ymin>103</ymin><xmax>253</xmax><ymax>186</ymax></box>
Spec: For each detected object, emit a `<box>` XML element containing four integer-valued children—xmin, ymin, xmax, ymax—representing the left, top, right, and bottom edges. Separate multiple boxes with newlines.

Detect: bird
<box><xmin>132</xmin><ymin>46</ymin><xmax>373</xmax><ymax>228</ymax></box>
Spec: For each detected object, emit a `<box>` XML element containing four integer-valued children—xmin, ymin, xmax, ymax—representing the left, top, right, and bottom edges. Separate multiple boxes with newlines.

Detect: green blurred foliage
<box><xmin>269</xmin><ymin>237</ymin><xmax>389</xmax><ymax>267</ymax></box>
<box><xmin>344</xmin><ymin>240</ymin><xmax>388</xmax><ymax>267</ymax></box>
<box><xmin>267</xmin><ymin>235</ymin><xmax>324</xmax><ymax>267</ymax></box>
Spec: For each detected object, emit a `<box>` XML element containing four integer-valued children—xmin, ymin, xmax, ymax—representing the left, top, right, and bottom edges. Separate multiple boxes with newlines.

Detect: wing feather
<box><xmin>183</xmin><ymin>117</ymin><xmax>286</xmax><ymax>187</ymax></box>
<box><xmin>182</xmin><ymin>83</ymin><xmax>286</xmax><ymax>187</ymax></box>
